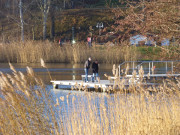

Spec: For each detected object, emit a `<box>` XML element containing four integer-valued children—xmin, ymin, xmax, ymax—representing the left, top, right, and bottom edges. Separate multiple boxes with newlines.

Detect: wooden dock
<box><xmin>51</xmin><ymin>80</ymin><xmax>114</xmax><ymax>91</ymax></box>
<box><xmin>51</xmin><ymin>60</ymin><xmax>180</xmax><ymax>92</ymax></box>
<box><xmin>126</xmin><ymin>74</ymin><xmax>180</xmax><ymax>78</ymax></box>
<box><xmin>51</xmin><ymin>79</ymin><xmax>159</xmax><ymax>92</ymax></box>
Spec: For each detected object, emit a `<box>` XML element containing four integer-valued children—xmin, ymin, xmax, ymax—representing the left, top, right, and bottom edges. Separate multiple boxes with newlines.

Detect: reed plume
<box><xmin>0</xmin><ymin>64</ymin><xmax>61</xmax><ymax>135</ymax></box>
<box><xmin>40</xmin><ymin>58</ymin><xmax>52</xmax><ymax>80</ymax></box>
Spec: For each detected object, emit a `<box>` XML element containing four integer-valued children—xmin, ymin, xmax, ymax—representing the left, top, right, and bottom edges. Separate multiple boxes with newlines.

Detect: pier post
<box><xmin>133</xmin><ymin>62</ymin><xmax>134</xmax><ymax>72</ymax></box>
<box><xmin>171</xmin><ymin>62</ymin><xmax>173</xmax><ymax>74</ymax></box>
<box><xmin>152</xmin><ymin>62</ymin><xmax>154</xmax><ymax>74</ymax></box>
<box><xmin>149</xmin><ymin>62</ymin><xmax>150</xmax><ymax>75</ymax></box>
<box><xmin>166</xmin><ymin>62</ymin><xmax>167</xmax><ymax>73</ymax></box>
<box><xmin>53</xmin><ymin>83</ymin><xmax>58</xmax><ymax>89</ymax></box>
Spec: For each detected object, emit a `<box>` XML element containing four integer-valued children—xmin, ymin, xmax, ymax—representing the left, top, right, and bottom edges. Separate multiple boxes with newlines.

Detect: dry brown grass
<box><xmin>0</xmin><ymin>63</ymin><xmax>180</xmax><ymax>135</ymax></box>
<box><xmin>59</xmin><ymin>78</ymin><xmax>180</xmax><ymax>135</ymax></box>
<box><xmin>0</xmin><ymin>64</ymin><xmax>60</xmax><ymax>135</ymax></box>
<box><xmin>0</xmin><ymin>41</ymin><xmax>139</xmax><ymax>63</ymax></box>
<box><xmin>60</xmin><ymin>64</ymin><xmax>180</xmax><ymax>135</ymax></box>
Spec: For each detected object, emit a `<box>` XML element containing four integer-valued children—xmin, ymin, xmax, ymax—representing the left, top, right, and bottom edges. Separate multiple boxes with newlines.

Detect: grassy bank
<box><xmin>0</xmin><ymin>64</ymin><xmax>180</xmax><ymax>134</ymax></box>
<box><xmin>137</xmin><ymin>45</ymin><xmax>180</xmax><ymax>61</ymax></box>
<box><xmin>0</xmin><ymin>41</ymin><xmax>179</xmax><ymax>64</ymax></box>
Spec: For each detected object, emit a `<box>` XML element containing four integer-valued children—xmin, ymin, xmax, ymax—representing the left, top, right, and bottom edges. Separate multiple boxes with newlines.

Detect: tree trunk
<box><xmin>19</xmin><ymin>0</ymin><xmax>24</xmax><ymax>42</ymax></box>
<box><xmin>42</xmin><ymin>0</ymin><xmax>50</xmax><ymax>40</ymax></box>
<box><xmin>43</xmin><ymin>11</ymin><xmax>48</xmax><ymax>40</ymax></box>
<box><xmin>50</xmin><ymin>11</ymin><xmax>55</xmax><ymax>39</ymax></box>
<box><xmin>64</xmin><ymin>0</ymin><xmax>66</xmax><ymax>9</ymax></box>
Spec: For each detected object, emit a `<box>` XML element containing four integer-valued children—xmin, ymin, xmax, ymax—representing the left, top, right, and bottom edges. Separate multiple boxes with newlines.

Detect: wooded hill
<box><xmin>0</xmin><ymin>0</ymin><xmax>120</xmax><ymax>42</ymax></box>
<box><xmin>0</xmin><ymin>0</ymin><xmax>179</xmax><ymax>44</ymax></box>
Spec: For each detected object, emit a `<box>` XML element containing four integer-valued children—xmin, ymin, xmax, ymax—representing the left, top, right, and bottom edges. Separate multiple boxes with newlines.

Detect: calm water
<box><xmin>0</xmin><ymin>63</ymin><xmax>113</xmax><ymax>85</ymax></box>
<box><xmin>0</xmin><ymin>63</ymin><xmax>115</xmax><ymax>119</ymax></box>
<box><xmin>1</xmin><ymin>62</ymin><xmax>177</xmax><ymax>85</ymax></box>
<box><xmin>0</xmin><ymin>62</ymin><xmax>115</xmax><ymax>106</ymax></box>
<box><xmin>1</xmin><ymin>62</ymin><xmax>177</xmax><ymax>131</ymax></box>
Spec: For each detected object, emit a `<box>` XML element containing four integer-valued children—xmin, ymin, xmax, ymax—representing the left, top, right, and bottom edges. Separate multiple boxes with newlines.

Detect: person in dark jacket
<box><xmin>92</xmin><ymin>60</ymin><xmax>99</xmax><ymax>82</ymax></box>
<box><xmin>84</xmin><ymin>57</ymin><xmax>91</xmax><ymax>82</ymax></box>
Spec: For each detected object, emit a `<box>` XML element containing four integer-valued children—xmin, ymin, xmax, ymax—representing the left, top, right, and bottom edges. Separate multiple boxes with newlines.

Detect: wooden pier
<box><xmin>51</xmin><ymin>79</ymin><xmax>160</xmax><ymax>92</ymax></box>
<box><xmin>51</xmin><ymin>80</ymin><xmax>114</xmax><ymax>91</ymax></box>
<box><xmin>126</xmin><ymin>74</ymin><xmax>180</xmax><ymax>78</ymax></box>
<box><xmin>51</xmin><ymin>61</ymin><xmax>180</xmax><ymax>92</ymax></box>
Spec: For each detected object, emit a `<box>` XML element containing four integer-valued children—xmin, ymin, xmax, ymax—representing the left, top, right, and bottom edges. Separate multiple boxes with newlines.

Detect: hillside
<box><xmin>0</xmin><ymin>7</ymin><xmax>115</xmax><ymax>42</ymax></box>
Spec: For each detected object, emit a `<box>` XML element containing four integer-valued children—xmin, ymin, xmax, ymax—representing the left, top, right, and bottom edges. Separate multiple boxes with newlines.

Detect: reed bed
<box><xmin>0</xmin><ymin>64</ymin><xmax>60</xmax><ymax>135</ymax></box>
<box><xmin>58</xmin><ymin>64</ymin><xmax>180</xmax><ymax>134</ymax></box>
<box><xmin>0</xmin><ymin>41</ymin><xmax>139</xmax><ymax>63</ymax></box>
<box><xmin>59</xmin><ymin>91</ymin><xmax>180</xmax><ymax>135</ymax></box>
<box><xmin>0</xmin><ymin>41</ymin><xmax>179</xmax><ymax>64</ymax></box>
<box><xmin>0</xmin><ymin>63</ymin><xmax>180</xmax><ymax>135</ymax></box>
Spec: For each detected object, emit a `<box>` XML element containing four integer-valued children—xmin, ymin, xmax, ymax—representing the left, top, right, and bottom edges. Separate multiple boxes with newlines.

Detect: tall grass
<box><xmin>0</xmin><ymin>41</ymin><xmax>140</xmax><ymax>63</ymax></box>
<box><xmin>59</xmin><ymin>71</ymin><xmax>180</xmax><ymax>134</ymax></box>
<box><xmin>59</xmin><ymin>88</ymin><xmax>180</xmax><ymax>135</ymax></box>
<box><xmin>0</xmin><ymin>64</ymin><xmax>180</xmax><ymax>135</ymax></box>
<box><xmin>0</xmin><ymin>64</ymin><xmax>60</xmax><ymax>134</ymax></box>
<box><xmin>1</xmin><ymin>41</ymin><xmax>179</xmax><ymax>64</ymax></box>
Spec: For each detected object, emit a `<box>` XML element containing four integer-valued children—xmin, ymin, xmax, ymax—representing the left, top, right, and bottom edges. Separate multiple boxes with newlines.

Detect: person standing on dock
<box><xmin>84</xmin><ymin>57</ymin><xmax>91</xmax><ymax>82</ymax></box>
<box><xmin>92</xmin><ymin>60</ymin><xmax>99</xmax><ymax>82</ymax></box>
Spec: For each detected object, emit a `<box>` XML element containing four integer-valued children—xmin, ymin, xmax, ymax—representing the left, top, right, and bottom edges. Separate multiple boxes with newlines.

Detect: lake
<box><xmin>1</xmin><ymin>63</ymin><xmax>179</xmax><ymax>135</ymax></box>
<box><xmin>0</xmin><ymin>63</ymin><xmax>114</xmax><ymax>85</ymax></box>
<box><xmin>0</xmin><ymin>62</ymin><xmax>115</xmax><ymax>114</ymax></box>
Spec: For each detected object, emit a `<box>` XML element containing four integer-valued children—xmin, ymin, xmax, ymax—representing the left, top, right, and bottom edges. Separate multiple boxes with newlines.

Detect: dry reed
<box><xmin>58</xmin><ymin>86</ymin><xmax>180</xmax><ymax>135</ymax></box>
<box><xmin>0</xmin><ymin>64</ymin><xmax>180</xmax><ymax>135</ymax></box>
<box><xmin>0</xmin><ymin>41</ymin><xmax>139</xmax><ymax>64</ymax></box>
<box><xmin>59</xmin><ymin>77</ymin><xmax>180</xmax><ymax>135</ymax></box>
<box><xmin>0</xmin><ymin>64</ymin><xmax>60</xmax><ymax>135</ymax></box>
<box><xmin>59</xmin><ymin>64</ymin><xmax>180</xmax><ymax>134</ymax></box>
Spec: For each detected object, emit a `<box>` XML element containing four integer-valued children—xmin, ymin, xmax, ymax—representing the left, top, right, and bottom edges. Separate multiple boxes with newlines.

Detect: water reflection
<box><xmin>72</xmin><ymin>64</ymin><xmax>77</xmax><ymax>80</ymax></box>
<box><xmin>50</xmin><ymin>87</ymin><xmax>116</xmax><ymax>117</ymax></box>
<box><xmin>0</xmin><ymin>63</ymin><xmax>113</xmax><ymax>85</ymax></box>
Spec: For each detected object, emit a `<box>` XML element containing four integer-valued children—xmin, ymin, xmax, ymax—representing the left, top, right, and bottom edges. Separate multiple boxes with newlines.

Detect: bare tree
<box><xmin>113</xmin><ymin>0</ymin><xmax>180</xmax><ymax>43</ymax></box>
<box><xmin>105</xmin><ymin>0</ymin><xmax>112</xmax><ymax>7</ymax></box>
<box><xmin>36</xmin><ymin>0</ymin><xmax>70</xmax><ymax>40</ymax></box>
<box><xmin>13</xmin><ymin>0</ymin><xmax>18</xmax><ymax>15</ymax></box>
<box><xmin>50</xmin><ymin>1</ymin><xmax>55</xmax><ymax>39</ymax></box>
<box><xmin>43</xmin><ymin>0</ymin><xmax>50</xmax><ymax>40</ymax></box>
<box><xmin>19</xmin><ymin>0</ymin><xmax>24</xmax><ymax>42</ymax></box>
<box><xmin>37</xmin><ymin>0</ymin><xmax>51</xmax><ymax>40</ymax></box>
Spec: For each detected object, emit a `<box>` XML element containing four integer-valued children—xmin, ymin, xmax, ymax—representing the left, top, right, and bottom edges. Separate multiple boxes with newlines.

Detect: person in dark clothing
<box><xmin>84</xmin><ymin>57</ymin><xmax>91</xmax><ymax>82</ymax></box>
<box><xmin>92</xmin><ymin>60</ymin><xmax>99</xmax><ymax>82</ymax></box>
